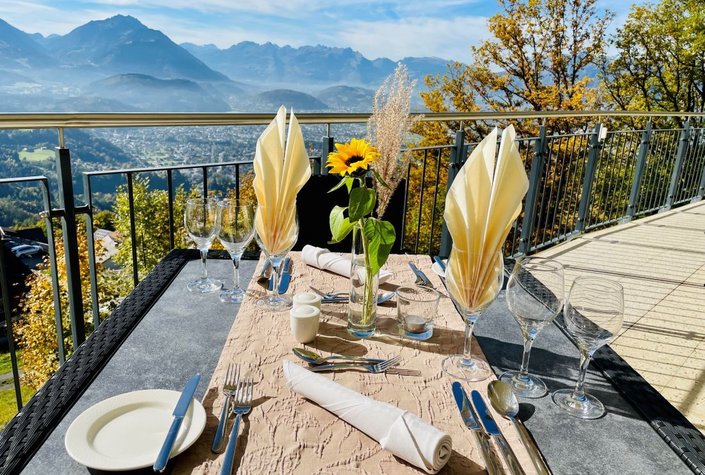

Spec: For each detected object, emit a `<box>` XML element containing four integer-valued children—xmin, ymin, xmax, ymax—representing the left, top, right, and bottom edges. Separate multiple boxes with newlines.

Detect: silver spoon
<box><xmin>292</xmin><ymin>347</ymin><xmax>385</xmax><ymax>365</ymax></box>
<box><xmin>488</xmin><ymin>380</ymin><xmax>552</xmax><ymax>475</ymax></box>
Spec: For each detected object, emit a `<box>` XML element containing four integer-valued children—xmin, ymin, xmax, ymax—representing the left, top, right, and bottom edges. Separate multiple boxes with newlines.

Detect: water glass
<box><xmin>500</xmin><ymin>257</ymin><xmax>564</xmax><ymax>398</ymax></box>
<box><xmin>217</xmin><ymin>199</ymin><xmax>255</xmax><ymax>304</ymax></box>
<box><xmin>254</xmin><ymin>206</ymin><xmax>299</xmax><ymax>311</ymax></box>
<box><xmin>441</xmin><ymin>251</ymin><xmax>503</xmax><ymax>382</ymax></box>
<box><xmin>553</xmin><ymin>277</ymin><xmax>624</xmax><ymax>419</ymax></box>
<box><xmin>396</xmin><ymin>286</ymin><xmax>440</xmax><ymax>340</ymax></box>
<box><xmin>184</xmin><ymin>197</ymin><xmax>222</xmax><ymax>293</ymax></box>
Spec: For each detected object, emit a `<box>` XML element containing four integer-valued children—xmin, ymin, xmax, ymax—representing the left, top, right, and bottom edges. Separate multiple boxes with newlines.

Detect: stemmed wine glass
<box><xmin>254</xmin><ymin>206</ymin><xmax>298</xmax><ymax>310</ymax></box>
<box><xmin>184</xmin><ymin>197</ymin><xmax>222</xmax><ymax>293</ymax></box>
<box><xmin>553</xmin><ymin>277</ymin><xmax>624</xmax><ymax>419</ymax></box>
<box><xmin>442</xmin><ymin>252</ymin><xmax>504</xmax><ymax>382</ymax></box>
<box><xmin>217</xmin><ymin>199</ymin><xmax>255</xmax><ymax>304</ymax></box>
<box><xmin>500</xmin><ymin>257</ymin><xmax>564</xmax><ymax>398</ymax></box>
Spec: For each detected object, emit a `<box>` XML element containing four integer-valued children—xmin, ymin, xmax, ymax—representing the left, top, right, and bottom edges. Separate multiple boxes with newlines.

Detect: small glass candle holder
<box><xmin>396</xmin><ymin>286</ymin><xmax>440</xmax><ymax>341</ymax></box>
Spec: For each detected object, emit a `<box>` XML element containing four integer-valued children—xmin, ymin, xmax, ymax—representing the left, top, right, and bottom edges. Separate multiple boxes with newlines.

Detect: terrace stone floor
<box><xmin>538</xmin><ymin>199</ymin><xmax>705</xmax><ymax>431</ymax></box>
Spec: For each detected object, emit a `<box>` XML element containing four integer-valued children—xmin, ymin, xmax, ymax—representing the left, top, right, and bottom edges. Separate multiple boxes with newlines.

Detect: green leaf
<box><xmin>371</xmin><ymin>168</ymin><xmax>391</xmax><ymax>189</ymax></box>
<box><xmin>328</xmin><ymin>176</ymin><xmax>353</xmax><ymax>193</ymax></box>
<box><xmin>329</xmin><ymin>205</ymin><xmax>354</xmax><ymax>244</ymax></box>
<box><xmin>348</xmin><ymin>187</ymin><xmax>376</xmax><ymax>221</ymax></box>
<box><xmin>362</xmin><ymin>218</ymin><xmax>396</xmax><ymax>276</ymax></box>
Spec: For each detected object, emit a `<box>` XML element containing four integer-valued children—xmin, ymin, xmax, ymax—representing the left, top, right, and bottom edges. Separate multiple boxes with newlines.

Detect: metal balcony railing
<box><xmin>1</xmin><ymin>110</ymin><xmax>705</xmax><ymax>420</ymax></box>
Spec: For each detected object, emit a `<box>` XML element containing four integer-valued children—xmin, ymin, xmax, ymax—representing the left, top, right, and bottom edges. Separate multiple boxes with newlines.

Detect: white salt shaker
<box><xmin>293</xmin><ymin>292</ymin><xmax>322</xmax><ymax>309</ymax></box>
<box><xmin>290</xmin><ymin>305</ymin><xmax>320</xmax><ymax>343</ymax></box>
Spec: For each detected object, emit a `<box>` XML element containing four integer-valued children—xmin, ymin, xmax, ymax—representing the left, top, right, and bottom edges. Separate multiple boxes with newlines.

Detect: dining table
<box><xmin>9</xmin><ymin>249</ymin><xmax>704</xmax><ymax>474</ymax></box>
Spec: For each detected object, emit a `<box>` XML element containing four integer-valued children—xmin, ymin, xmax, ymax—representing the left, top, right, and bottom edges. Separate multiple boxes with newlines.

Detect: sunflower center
<box><xmin>345</xmin><ymin>155</ymin><xmax>365</xmax><ymax>165</ymax></box>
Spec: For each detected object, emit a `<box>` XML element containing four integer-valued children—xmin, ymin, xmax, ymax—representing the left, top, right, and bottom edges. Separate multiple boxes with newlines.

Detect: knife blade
<box><xmin>153</xmin><ymin>374</ymin><xmax>201</xmax><ymax>473</ymax></box>
<box><xmin>278</xmin><ymin>257</ymin><xmax>292</xmax><ymax>294</ymax></box>
<box><xmin>408</xmin><ymin>261</ymin><xmax>433</xmax><ymax>288</ymax></box>
<box><xmin>257</xmin><ymin>258</ymin><xmax>272</xmax><ymax>284</ymax></box>
<box><xmin>452</xmin><ymin>382</ymin><xmax>504</xmax><ymax>475</ymax></box>
<box><xmin>471</xmin><ymin>390</ymin><xmax>526</xmax><ymax>475</ymax></box>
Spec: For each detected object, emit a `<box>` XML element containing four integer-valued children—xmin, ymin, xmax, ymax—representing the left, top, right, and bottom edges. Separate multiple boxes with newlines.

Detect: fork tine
<box><xmin>247</xmin><ymin>378</ymin><xmax>253</xmax><ymax>404</ymax></box>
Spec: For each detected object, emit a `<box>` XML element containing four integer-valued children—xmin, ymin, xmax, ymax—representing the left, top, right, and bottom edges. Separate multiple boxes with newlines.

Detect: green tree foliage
<box><xmin>112</xmin><ymin>176</ymin><xmax>189</xmax><ymax>280</ymax></box>
<box><xmin>15</xmin><ymin>225</ymin><xmax>131</xmax><ymax>389</ymax></box>
<box><xmin>603</xmin><ymin>0</ymin><xmax>705</xmax><ymax>119</ymax></box>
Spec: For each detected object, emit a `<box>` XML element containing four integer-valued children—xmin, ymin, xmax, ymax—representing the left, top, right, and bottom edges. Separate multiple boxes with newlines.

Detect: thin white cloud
<box><xmin>330</xmin><ymin>16</ymin><xmax>490</xmax><ymax>60</ymax></box>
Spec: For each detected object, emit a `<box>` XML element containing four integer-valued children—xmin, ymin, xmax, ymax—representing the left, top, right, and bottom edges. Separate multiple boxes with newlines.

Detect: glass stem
<box><xmin>462</xmin><ymin>315</ymin><xmax>478</xmax><ymax>364</ymax></box>
<box><xmin>231</xmin><ymin>253</ymin><xmax>242</xmax><ymax>290</ymax></box>
<box><xmin>572</xmin><ymin>351</ymin><xmax>592</xmax><ymax>400</ymax></box>
<box><xmin>518</xmin><ymin>337</ymin><xmax>535</xmax><ymax>380</ymax></box>
<box><xmin>269</xmin><ymin>259</ymin><xmax>281</xmax><ymax>299</ymax></box>
<box><xmin>200</xmin><ymin>248</ymin><xmax>208</xmax><ymax>279</ymax></box>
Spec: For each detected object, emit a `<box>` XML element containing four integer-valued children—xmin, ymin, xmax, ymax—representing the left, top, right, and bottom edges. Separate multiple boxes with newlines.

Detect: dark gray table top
<box><xmin>20</xmin><ymin>256</ymin><xmax>694</xmax><ymax>475</ymax></box>
<box><xmin>22</xmin><ymin>259</ymin><xmax>257</xmax><ymax>475</ymax></box>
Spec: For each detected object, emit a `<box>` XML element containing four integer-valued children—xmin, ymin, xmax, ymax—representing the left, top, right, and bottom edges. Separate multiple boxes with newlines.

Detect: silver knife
<box><xmin>408</xmin><ymin>261</ymin><xmax>433</xmax><ymax>287</ymax></box>
<box><xmin>153</xmin><ymin>374</ymin><xmax>201</xmax><ymax>473</ymax></box>
<box><xmin>452</xmin><ymin>382</ymin><xmax>504</xmax><ymax>475</ymax></box>
<box><xmin>471</xmin><ymin>390</ymin><xmax>526</xmax><ymax>475</ymax></box>
<box><xmin>278</xmin><ymin>257</ymin><xmax>292</xmax><ymax>294</ymax></box>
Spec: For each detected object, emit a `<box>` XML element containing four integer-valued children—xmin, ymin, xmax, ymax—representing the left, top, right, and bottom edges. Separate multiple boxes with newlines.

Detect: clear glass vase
<box><xmin>347</xmin><ymin>225</ymin><xmax>379</xmax><ymax>338</ymax></box>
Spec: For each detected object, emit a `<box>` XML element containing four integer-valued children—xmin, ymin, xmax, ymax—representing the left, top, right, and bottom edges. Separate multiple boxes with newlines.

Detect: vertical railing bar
<box><xmin>697</xmin><ymin>128</ymin><xmax>705</xmax><ymax>199</ymax></box>
<box><xmin>167</xmin><ymin>169</ymin><xmax>175</xmax><ymax>250</ymax></box>
<box><xmin>601</xmin><ymin>132</ymin><xmax>620</xmax><ymax>225</ymax></box>
<box><xmin>428</xmin><ymin>148</ymin><xmax>443</xmax><ymax>255</ymax></box>
<box><xmin>0</xmin><ymin>242</ymin><xmax>22</xmax><ymax>410</ymax></box>
<box><xmin>655</xmin><ymin>130</ymin><xmax>675</xmax><ymax>209</ymax></box>
<box><xmin>626</xmin><ymin>121</ymin><xmax>652</xmax><ymax>220</ymax></box>
<box><xmin>82</xmin><ymin>174</ymin><xmax>100</xmax><ymax>328</ymax></box>
<box><xmin>55</xmin><ymin>145</ymin><xmax>86</xmax><ymax>348</ymax></box>
<box><xmin>519</xmin><ymin>126</ymin><xmax>547</xmax><ymax>254</ymax></box>
<box><xmin>536</xmin><ymin>135</ymin><xmax>553</xmax><ymax>246</ymax></box>
<box><xmin>40</xmin><ymin>179</ymin><xmax>66</xmax><ymax>364</ymax></box>
<box><xmin>666</xmin><ymin>121</ymin><xmax>690</xmax><ymax>209</ymax></box>
<box><xmin>235</xmin><ymin>164</ymin><xmax>241</xmax><ymax>202</ymax></box>
<box><xmin>415</xmin><ymin>150</ymin><xmax>429</xmax><ymax>254</ymax></box>
<box><xmin>563</xmin><ymin>131</ymin><xmax>582</xmax><ymax>237</ymax></box>
<box><xmin>614</xmin><ymin>131</ymin><xmax>632</xmax><ymax>218</ymax></box>
<box><xmin>576</xmin><ymin>124</ymin><xmax>601</xmax><ymax>233</ymax></box>
<box><xmin>202</xmin><ymin>166</ymin><xmax>208</xmax><ymax>199</ymax></box>
<box><xmin>400</xmin><ymin>161</ymin><xmax>411</xmax><ymax>251</ymax></box>
<box><xmin>126</xmin><ymin>172</ymin><xmax>139</xmax><ymax>286</ymax></box>
<box><xmin>546</xmin><ymin>135</ymin><xmax>563</xmax><ymax>239</ymax></box>
<box><xmin>320</xmin><ymin>135</ymin><xmax>334</xmax><ymax>176</ymax></box>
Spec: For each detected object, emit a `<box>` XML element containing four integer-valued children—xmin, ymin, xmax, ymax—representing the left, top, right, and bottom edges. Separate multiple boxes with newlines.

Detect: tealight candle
<box><xmin>290</xmin><ymin>304</ymin><xmax>320</xmax><ymax>343</ymax></box>
<box><xmin>404</xmin><ymin>315</ymin><xmax>428</xmax><ymax>333</ymax></box>
<box><xmin>293</xmin><ymin>292</ymin><xmax>322</xmax><ymax>310</ymax></box>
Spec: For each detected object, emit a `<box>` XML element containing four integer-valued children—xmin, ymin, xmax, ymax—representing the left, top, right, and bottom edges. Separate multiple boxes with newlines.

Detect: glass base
<box><xmin>347</xmin><ymin>321</ymin><xmax>376</xmax><ymax>338</ymax></box>
<box><xmin>187</xmin><ymin>277</ymin><xmax>222</xmax><ymax>293</ymax></box>
<box><xmin>552</xmin><ymin>389</ymin><xmax>605</xmax><ymax>419</ymax></box>
<box><xmin>256</xmin><ymin>294</ymin><xmax>292</xmax><ymax>311</ymax></box>
<box><xmin>500</xmin><ymin>370</ymin><xmax>548</xmax><ymax>398</ymax></box>
<box><xmin>220</xmin><ymin>287</ymin><xmax>246</xmax><ymax>304</ymax></box>
<box><xmin>442</xmin><ymin>355</ymin><xmax>492</xmax><ymax>382</ymax></box>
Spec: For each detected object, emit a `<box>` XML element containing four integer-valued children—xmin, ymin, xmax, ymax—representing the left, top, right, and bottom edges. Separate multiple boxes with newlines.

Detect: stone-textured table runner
<box><xmin>178</xmin><ymin>253</ymin><xmax>534</xmax><ymax>474</ymax></box>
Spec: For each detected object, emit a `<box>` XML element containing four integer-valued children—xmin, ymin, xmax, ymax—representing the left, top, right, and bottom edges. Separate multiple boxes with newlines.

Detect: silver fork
<box><xmin>220</xmin><ymin>376</ymin><xmax>253</xmax><ymax>475</ymax></box>
<box><xmin>309</xmin><ymin>355</ymin><xmax>401</xmax><ymax>373</ymax></box>
<box><xmin>211</xmin><ymin>364</ymin><xmax>239</xmax><ymax>453</ymax></box>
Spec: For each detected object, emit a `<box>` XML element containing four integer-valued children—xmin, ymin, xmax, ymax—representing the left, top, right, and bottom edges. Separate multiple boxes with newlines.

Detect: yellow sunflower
<box><xmin>326</xmin><ymin>138</ymin><xmax>380</xmax><ymax>176</ymax></box>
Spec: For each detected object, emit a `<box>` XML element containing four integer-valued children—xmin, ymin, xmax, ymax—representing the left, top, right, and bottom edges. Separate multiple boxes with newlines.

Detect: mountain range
<box><xmin>0</xmin><ymin>15</ymin><xmax>448</xmax><ymax>112</ymax></box>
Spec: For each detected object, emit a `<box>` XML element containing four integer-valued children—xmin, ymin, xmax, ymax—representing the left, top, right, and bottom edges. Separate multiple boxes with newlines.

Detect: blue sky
<box><xmin>1</xmin><ymin>0</ymin><xmax>642</xmax><ymax>61</ymax></box>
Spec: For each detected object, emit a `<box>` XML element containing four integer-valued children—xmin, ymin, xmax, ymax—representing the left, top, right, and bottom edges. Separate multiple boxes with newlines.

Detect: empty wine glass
<box><xmin>442</xmin><ymin>251</ymin><xmax>504</xmax><ymax>382</ymax></box>
<box><xmin>184</xmin><ymin>197</ymin><xmax>222</xmax><ymax>293</ymax></box>
<box><xmin>254</xmin><ymin>206</ymin><xmax>298</xmax><ymax>310</ymax></box>
<box><xmin>500</xmin><ymin>257</ymin><xmax>564</xmax><ymax>398</ymax></box>
<box><xmin>553</xmin><ymin>277</ymin><xmax>624</xmax><ymax>419</ymax></box>
<box><xmin>217</xmin><ymin>199</ymin><xmax>255</xmax><ymax>304</ymax></box>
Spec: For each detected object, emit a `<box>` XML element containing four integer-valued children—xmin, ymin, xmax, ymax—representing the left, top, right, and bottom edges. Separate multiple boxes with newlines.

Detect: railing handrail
<box><xmin>0</xmin><ymin>110</ymin><xmax>704</xmax><ymax>129</ymax></box>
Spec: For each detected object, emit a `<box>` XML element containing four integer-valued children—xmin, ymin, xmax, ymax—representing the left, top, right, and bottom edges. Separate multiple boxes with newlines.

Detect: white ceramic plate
<box><xmin>431</xmin><ymin>259</ymin><xmax>447</xmax><ymax>278</ymax></box>
<box><xmin>64</xmin><ymin>389</ymin><xmax>206</xmax><ymax>471</ymax></box>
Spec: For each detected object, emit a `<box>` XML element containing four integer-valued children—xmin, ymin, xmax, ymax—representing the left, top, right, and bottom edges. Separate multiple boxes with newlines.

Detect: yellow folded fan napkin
<box><xmin>444</xmin><ymin>126</ymin><xmax>529</xmax><ymax>309</ymax></box>
<box><xmin>283</xmin><ymin>360</ymin><xmax>452</xmax><ymax>474</ymax></box>
<box><xmin>253</xmin><ymin>106</ymin><xmax>311</xmax><ymax>255</ymax></box>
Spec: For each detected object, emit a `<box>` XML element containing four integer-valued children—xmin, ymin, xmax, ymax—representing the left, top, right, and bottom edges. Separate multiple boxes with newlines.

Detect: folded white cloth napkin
<box><xmin>283</xmin><ymin>360</ymin><xmax>452</xmax><ymax>473</ymax></box>
<box><xmin>301</xmin><ymin>245</ymin><xmax>393</xmax><ymax>284</ymax></box>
